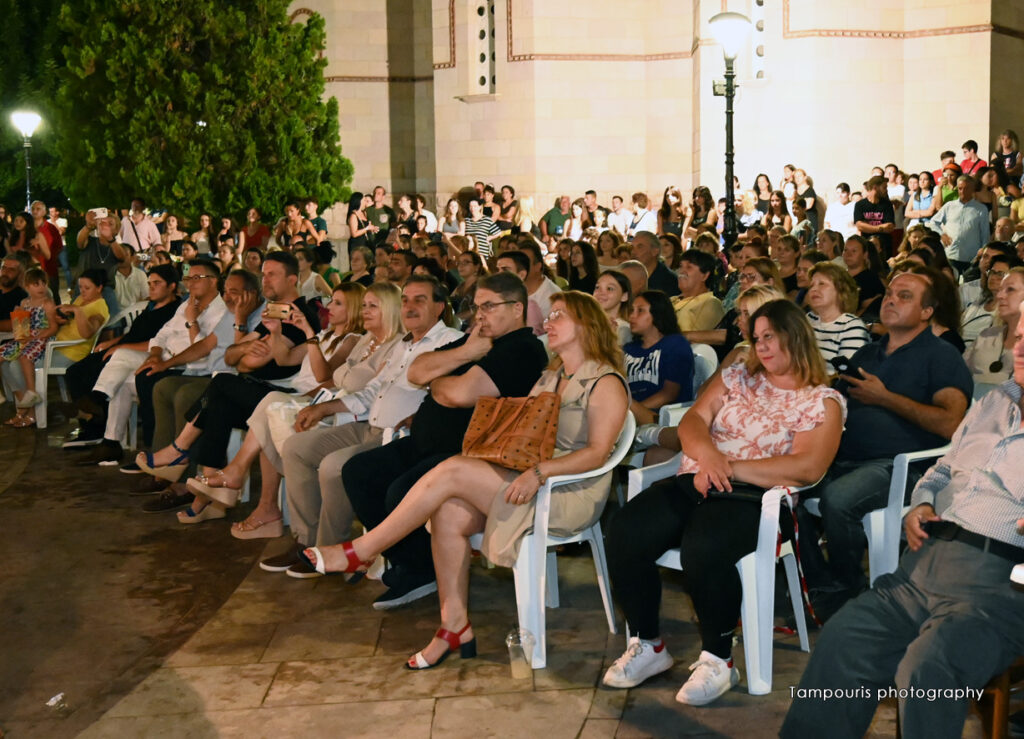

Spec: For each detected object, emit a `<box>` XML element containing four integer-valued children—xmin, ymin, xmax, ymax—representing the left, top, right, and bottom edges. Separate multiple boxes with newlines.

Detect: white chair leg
<box><xmin>781</xmin><ymin>551</ymin><xmax>809</xmax><ymax>652</ymax></box>
<box><xmin>34</xmin><ymin>367</ymin><xmax>48</xmax><ymax>430</ymax></box>
<box><xmin>58</xmin><ymin>376</ymin><xmax>70</xmax><ymax>403</ymax></box>
<box><xmin>584</xmin><ymin>524</ymin><xmax>618</xmax><ymax>635</ymax></box>
<box><xmin>545</xmin><ymin>551</ymin><xmax>559</xmax><ymax>608</ymax></box>
<box><xmin>513</xmin><ymin>533</ymin><xmax>547</xmax><ymax>669</ymax></box>
<box><xmin>737</xmin><ymin>552</ymin><xmax>772</xmax><ymax>696</ymax></box>
<box><xmin>278</xmin><ymin>479</ymin><xmax>289</xmax><ymax>527</ymax></box>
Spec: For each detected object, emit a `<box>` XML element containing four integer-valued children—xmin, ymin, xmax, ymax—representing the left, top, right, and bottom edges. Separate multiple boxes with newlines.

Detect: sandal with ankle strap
<box><xmin>300</xmin><ymin>541</ymin><xmax>373</xmax><ymax>576</ymax></box>
<box><xmin>230</xmin><ymin>515</ymin><xmax>283</xmax><ymax>540</ymax></box>
<box><xmin>406</xmin><ymin>623</ymin><xmax>477</xmax><ymax>670</ymax></box>
<box><xmin>186</xmin><ymin>471</ymin><xmax>243</xmax><ymax>507</ymax></box>
<box><xmin>136</xmin><ymin>442</ymin><xmax>191</xmax><ymax>482</ymax></box>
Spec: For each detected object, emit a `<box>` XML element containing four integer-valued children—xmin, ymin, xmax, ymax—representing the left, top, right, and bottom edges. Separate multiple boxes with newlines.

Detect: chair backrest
<box><xmin>104</xmin><ymin>300</ymin><xmax>149</xmax><ymax>333</ymax></box>
<box><xmin>690</xmin><ymin>342</ymin><xmax>719</xmax><ymax>394</ymax></box>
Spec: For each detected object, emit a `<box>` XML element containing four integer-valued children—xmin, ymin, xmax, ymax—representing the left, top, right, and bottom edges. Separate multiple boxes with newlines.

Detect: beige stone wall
<box><xmin>295</xmin><ymin>0</ymin><xmax>1021</xmax><ymax>245</ymax></box>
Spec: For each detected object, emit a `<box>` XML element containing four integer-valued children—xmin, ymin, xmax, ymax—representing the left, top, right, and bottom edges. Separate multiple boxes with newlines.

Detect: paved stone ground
<box><xmin>0</xmin><ymin>407</ymin><xmax>1002</xmax><ymax>738</ymax></box>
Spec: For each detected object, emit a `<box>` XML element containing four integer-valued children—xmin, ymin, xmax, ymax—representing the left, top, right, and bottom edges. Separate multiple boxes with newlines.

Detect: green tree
<box><xmin>0</xmin><ymin>0</ymin><xmax>67</xmax><ymax>212</ymax></box>
<box><xmin>54</xmin><ymin>0</ymin><xmax>352</xmax><ymax>222</ymax></box>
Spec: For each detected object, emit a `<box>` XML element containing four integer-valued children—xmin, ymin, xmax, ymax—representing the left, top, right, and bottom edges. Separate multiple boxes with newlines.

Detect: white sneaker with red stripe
<box><xmin>675</xmin><ymin>650</ymin><xmax>740</xmax><ymax>705</ymax></box>
<box><xmin>602</xmin><ymin>636</ymin><xmax>673</xmax><ymax>688</ymax></box>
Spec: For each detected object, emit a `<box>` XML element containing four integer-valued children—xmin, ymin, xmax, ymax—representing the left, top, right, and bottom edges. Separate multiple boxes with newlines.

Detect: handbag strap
<box><xmin>773</xmin><ymin>490</ymin><xmax>823</xmax><ymax>630</ymax></box>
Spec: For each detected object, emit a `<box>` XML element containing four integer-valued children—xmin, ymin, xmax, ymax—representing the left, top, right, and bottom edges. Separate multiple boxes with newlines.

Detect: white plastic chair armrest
<box><xmin>626</xmin><ymin>453</ymin><xmax>682</xmax><ymax>502</ymax></box>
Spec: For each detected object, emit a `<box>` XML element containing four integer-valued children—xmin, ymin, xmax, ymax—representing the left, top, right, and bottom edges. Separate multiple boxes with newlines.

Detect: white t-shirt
<box><xmin>529</xmin><ymin>277</ymin><xmax>561</xmax><ymax>318</ymax></box>
<box><xmin>824</xmin><ymin>201</ymin><xmax>857</xmax><ymax>241</ymax></box>
<box><xmin>888</xmin><ymin>185</ymin><xmax>908</xmax><ymax>230</ymax></box>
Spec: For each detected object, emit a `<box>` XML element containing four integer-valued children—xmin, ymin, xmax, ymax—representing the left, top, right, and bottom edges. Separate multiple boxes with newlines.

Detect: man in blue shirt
<box><xmin>799</xmin><ymin>270</ymin><xmax>972</xmax><ymax>612</ymax></box>
<box><xmin>782</xmin><ymin>308</ymin><xmax>1024</xmax><ymax>739</ymax></box>
<box><xmin>928</xmin><ymin>174</ymin><xmax>991</xmax><ymax>272</ymax></box>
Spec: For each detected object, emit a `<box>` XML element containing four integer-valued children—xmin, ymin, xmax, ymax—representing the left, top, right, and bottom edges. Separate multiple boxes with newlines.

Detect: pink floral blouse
<box><xmin>679</xmin><ymin>362</ymin><xmax>846</xmax><ymax>475</ymax></box>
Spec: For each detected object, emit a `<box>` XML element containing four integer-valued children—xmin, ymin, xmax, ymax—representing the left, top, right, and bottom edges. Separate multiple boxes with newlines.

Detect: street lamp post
<box><xmin>10</xmin><ymin>111</ymin><xmax>42</xmax><ymax>212</ymax></box>
<box><xmin>708</xmin><ymin>12</ymin><xmax>751</xmax><ymax>252</ymax></box>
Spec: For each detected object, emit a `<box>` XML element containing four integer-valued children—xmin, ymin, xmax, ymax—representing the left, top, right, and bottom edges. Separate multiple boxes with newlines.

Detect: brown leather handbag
<box><xmin>462</xmin><ymin>392</ymin><xmax>559</xmax><ymax>471</ymax></box>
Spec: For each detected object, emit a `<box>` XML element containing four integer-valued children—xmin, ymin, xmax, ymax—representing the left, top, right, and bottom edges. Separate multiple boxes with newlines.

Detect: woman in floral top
<box><xmin>603</xmin><ymin>299</ymin><xmax>846</xmax><ymax>707</ymax></box>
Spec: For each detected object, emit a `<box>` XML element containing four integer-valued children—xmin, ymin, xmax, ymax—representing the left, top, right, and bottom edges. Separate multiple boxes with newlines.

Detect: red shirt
<box><xmin>961</xmin><ymin>157</ymin><xmax>984</xmax><ymax>176</ymax></box>
<box><xmin>36</xmin><ymin>221</ymin><xmax>63</xmax><ymax>277</ymax></box>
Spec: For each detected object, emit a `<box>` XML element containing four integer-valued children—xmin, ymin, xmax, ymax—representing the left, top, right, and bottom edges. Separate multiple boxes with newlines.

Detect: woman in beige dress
<box><xmin>303</xmin><ymin>291</ymin><xmax>630</xmax><ymax>670</ymax></box>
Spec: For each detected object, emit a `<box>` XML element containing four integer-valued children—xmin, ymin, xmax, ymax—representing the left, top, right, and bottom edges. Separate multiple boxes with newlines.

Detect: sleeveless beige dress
<box><xmin>480</xmin><ymin>359</ymin><xmax>627</xmax><ymax>567</ymax></box>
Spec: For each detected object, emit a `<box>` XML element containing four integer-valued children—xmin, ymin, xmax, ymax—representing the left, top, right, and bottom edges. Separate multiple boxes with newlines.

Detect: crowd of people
<box><xmin>1</xmin><ymin>135</ymin><xmax>1023</xmax><ymax>735</ymax></box>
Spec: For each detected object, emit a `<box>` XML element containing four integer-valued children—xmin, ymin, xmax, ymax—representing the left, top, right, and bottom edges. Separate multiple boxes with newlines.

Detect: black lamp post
<box><xmin>709</xmin><ymin>13</ymin><xmax>751</xmax><ymax>252</ymax></box>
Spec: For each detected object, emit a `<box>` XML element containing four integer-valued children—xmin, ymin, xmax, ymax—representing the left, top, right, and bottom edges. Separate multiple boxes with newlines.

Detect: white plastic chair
<box><xmin>690</xmin><ymin>342</ymin><xmax>719</xmax><ymax>393</ymax></box>
<box><xmin>802</xmin><ymin>445</ymin><xmax>949</xmax><ymax>585</ymax></box>
<box><xmin>626</xmin><ymin>456</ymin><xmax>813</xmax><ymax>695</ymax></box>
<box><xmin>33</xmin><ymin>336</ymin><xmax>100</xmax><ymax>429</ymax></box>
<box><xmin>103</xmin><ymin>300</ymin><xmax>148</xmax><ymax>335</ymax></box>
<box><xmin>469</xmin><ymin>412</ymin><xmax>636</xmax><ymax>669</ymax></box>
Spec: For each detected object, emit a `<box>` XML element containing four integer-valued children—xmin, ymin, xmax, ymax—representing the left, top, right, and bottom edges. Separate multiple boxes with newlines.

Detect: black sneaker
<box><xmin>259</xmin><ymin>543</ymin><xmax>304</xmax><ymax>573</ymax></box>
<box><xmin>128</xmin><ymin>475</ymin><xmax>169</xmax><ymax>496</ymax></box>
<box><xmin>120</xmin><ymin>460</ymin><xmax>143</xmax><ymax>474</ymax></box>
<box><xmin>75</xmin><ymin>439</ymin><xmax>123</xmax><ymax>466</ymax></box>
<box><xmin>285</xmin><ymin>556</ymin><xmax>323</xmax><ymax>580</ymax></box>
<box><xmin>372</xmin><ymin>574</ymin><xmax>438</xmax><ymax>611</ymax></box>
<box><xmin>62</xmin><ymin>425</ymin><xmax>104</xmax><ymax>449</ymax></box>
<box><xmin>141</xmin><ymin>488</ymin><xmax>195</xmax><ymax>513</ymax></box>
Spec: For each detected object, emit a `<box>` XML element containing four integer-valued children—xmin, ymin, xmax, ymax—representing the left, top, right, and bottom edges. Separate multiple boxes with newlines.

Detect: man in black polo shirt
<box><xmin>343</xmin><ymin>272</ymin><xmax>548</xmax><ymax>609</ymax></box>
<box><xmin>629</xmin><ymin>231</ymin><xmax>679</xmax><ymax>297</ymax></box>
<box><xmin>799</xmin><ymin>269</ymin><xmax>972</xmax><ymax>616</ymax></box>
<box><xmin>0</xmin><ymin>256</ymin><xmax>28</xmax><ymax>331</ymax></box>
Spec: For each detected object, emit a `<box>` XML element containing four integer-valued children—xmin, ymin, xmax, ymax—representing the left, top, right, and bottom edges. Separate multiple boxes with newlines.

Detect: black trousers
<box><xmin>342</xmin><ymin>435</ymin><xmax>453</xmax><ymax>581</ymax></box>
<box><xmin>186</xmin><ymin>373</ymin><xmax>292</xmax><ymax>468</ymax></box>
<box><xmin>65</xmin><ymin>351</ymin><xmax>109</xmax><ymax>402</ymax></box>
<box><xmin>606</xmin><ymin>474</ymin><xmax>790</xmax><ymax>659</ymax></box>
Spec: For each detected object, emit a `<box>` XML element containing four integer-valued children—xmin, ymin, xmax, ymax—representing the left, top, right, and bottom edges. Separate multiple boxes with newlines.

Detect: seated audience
<box><xmin>630</xmin><ymin>231</ymin><xmax>679</xmax><ymax>296</ymax></box>
<box><xmin>961</xmin><ymin>251</ymin><xmax>1020</xmax><ymax>347</ymax></box>
<box><xmin>0</xmin><ymin>268</ymin><xmax>59</xmax><ymax>426</ymax></box>
<box><xmin>604</xmin><ymin>300</ymin><xmax>844</xmax><ymax>705</ymax></box>
<box><xmin>301</xmin><ymin>291</ymin><xmax>628</xmax><ymax>669</ymax></box>
<box><xmin>568</xmin><ymin>241</ymin><xmax>599</xmax><ymax>294</ymax></box>
<box><xmin>782</xmin><ymin>313</ymin><xmax>1024</xmax><ymax>738</ymax></box>
<box><xmin>798</xmin><ymin>270</ymin><xmax>973</xmax><ymax>617</ymax></box>
<box><xmin>671</xmin><ymin>249</ymin><xmax>725</xmax><ymax>334</ymax></box>
<box><xmin>338</xmin><ymin>272</ymin><xmax>547</xmax><ymax>609</ymax></box>
<box><xmin>624</xmin><ymin>290</ymin><xmax>695</xmax><ymax>425</ymax></box>
<box><xmin>842</xmin><ymin>234</ymin><xmax>887</xmax><ymax>321</ymax></box>
<box><xmin>593</xmin><ymin>270</ymin><xmax>633</xmax><ymax>346</ymax></box>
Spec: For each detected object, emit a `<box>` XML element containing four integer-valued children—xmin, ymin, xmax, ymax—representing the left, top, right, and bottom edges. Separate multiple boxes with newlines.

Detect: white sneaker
<box><xmin>633</xmin><ymin>424</ymin><xmax>664</xmax><ymax>450</ymax></box>
<box><xmin>675</xmin><ymin>650</ymin><xmax>740</xmax><ymax>706</ymax></box>
<box><xmin>602</xmin><ymin>636</ymin><xmax>673</xmax><ymax>688</ymax></box>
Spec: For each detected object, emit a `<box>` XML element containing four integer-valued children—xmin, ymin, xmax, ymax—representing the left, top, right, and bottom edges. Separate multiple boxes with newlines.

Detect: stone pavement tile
<box><xmin>0</xmin><ymin>717</ymin><xmax>78</xmax><ymax>739</ymax></box>
<box><xmin>578</xmin><ymin>718</ymin><xmax>619</xmax><ymax>739</ymax></box>
<box><xmin>263</xmin><ymin>657</ymin><xmax>452</xmax><ymax>706</ymax></box>
<box><xmin>211</xmin><ymin>582</ymin><xmax>326</xmax><ymax>625</ymax></box>
<box><xmin>0</xmin><ymin>676</ymin><xmax>103</xmax><ymax>723</ymax></box>
<box><xmin>532</xmin><ymin>649</ymin><xmax>604</xmax><ymax>691</ymax></box>
<box><xmin>105</xmin><ymin>664</ymin><xmax>280</xmax><ymax>718</ymax></box>
<box><xmin>588</xmin><ymin>682</ymin><xmax>628</xmax><ymax>719</ymax></box>
<box><xmin>79</xmin><ymin>699</ymin><xmax>436</xmax><ymax>739</ymax></box>
<box><xmin>166</xmin><ymin>619</ymin><xmax>278</xmax><ymax>668</ymax></box>
<box><xmin>259</xmin><ymin>616</ymin><xmax>382</xmax><ymax>662</ymax></box>
<box><xmin>432</xmin><ymin>688</ymin><xmax>593</xmax><ymax>738</ymax></box>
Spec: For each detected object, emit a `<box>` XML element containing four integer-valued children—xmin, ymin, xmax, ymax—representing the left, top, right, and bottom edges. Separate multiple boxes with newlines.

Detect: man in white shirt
<box><xmin>885</xmin><ymin>163</ymin><xmax>908</xmax><ymax>237</ymax></box>
<box><xmin>824</xmin><ymin>183</ymin><xmax>858</xmax><ymax>241</ymax></box>
<box><xmin>607</xmin><ymin>195</ymin><xmax>632</xmax><ymax>238</ymax></box>
<box><xmin>114</xmin><ymin>252</ymin><xmax>149</xmax><ymax>309</ymax></box>
<box><xmin>265</xmin><ymin>275</ymin><xmax>463</xmax><ymax>578</ymax></box>
<box><xmin>118</xmin><ymin>198</ymin><xmax>162</xmax><ymax>252</ymax></box>
<box><xmin>415</xmin><ymin>195</ymin><xmax>438</xmax><ymax>232</ymax></box>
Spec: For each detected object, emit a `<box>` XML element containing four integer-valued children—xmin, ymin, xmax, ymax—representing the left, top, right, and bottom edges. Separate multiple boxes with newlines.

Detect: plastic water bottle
<box><xmin>505</xmin><ymin>627</ymin><xmax>535</xmax><ymax>679</ymax></box>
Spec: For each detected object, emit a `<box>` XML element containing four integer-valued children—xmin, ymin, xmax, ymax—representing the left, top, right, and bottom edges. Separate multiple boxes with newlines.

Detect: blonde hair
<box><xmin>367</xmin><ymin>281</ymin><xmax>403</xmax><ymax>341</ymax></box>
<box><xmin>548</xmin><ymin>291</ymin><xmax>624</xmax><ymax>373</ymax></box>
<box><xmin>332</xmin><ymin>282</ymin><xmax>366</xmax><ymax>335</ymax></box>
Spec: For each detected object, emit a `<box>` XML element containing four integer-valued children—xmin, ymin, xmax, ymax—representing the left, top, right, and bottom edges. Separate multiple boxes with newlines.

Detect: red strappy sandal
<box><xmin>406</xmin><ymin>623</ymin><xmax>477</xmax><ymax>670</ymax></box>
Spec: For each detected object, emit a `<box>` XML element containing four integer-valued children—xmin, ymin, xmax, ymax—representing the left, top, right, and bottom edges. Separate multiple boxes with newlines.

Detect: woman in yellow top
<box><xmin>54</xmin><ymin>268</ymin><xmax>110</xmax><ymax>362</ymax></box>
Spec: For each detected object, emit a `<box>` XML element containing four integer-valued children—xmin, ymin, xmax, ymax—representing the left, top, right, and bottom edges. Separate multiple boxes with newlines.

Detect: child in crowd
<box><xmin>1</xmin><ymin>268</ymin><xmax>59</xmax><ymax>426</ymax></box>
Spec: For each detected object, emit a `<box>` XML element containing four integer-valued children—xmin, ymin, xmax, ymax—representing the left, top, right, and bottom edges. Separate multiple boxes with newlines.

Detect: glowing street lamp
<box><xmin>708</xmin><ymin>12</ymin><xmax>751</xmax><ymax>250</ymax></box>
<box><xmin>10</xmin><ymin>111</ymin><xmax>43</xmax><ymax>211</ymax></box>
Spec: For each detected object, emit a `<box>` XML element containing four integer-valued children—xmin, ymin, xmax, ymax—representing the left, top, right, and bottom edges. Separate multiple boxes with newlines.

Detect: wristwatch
<box><xmin>184</xmin><ymin>320</ymin><xmax>195</xmax><ymax>329</ymax></box>
<box><xmin>233</xmin><ymin>323</ymin><xmax>246</xmax><ymax>331</ymax></box>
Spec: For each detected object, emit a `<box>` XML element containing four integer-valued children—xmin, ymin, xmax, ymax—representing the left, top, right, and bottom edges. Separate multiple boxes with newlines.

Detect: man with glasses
<box><xmin>61</xmin><ymin>264</ymin><xmax>183</xmax><ymax>460</ymax></box>
<box><xmin>343</xmin><ymin>272</ymin><xmax>548</xmax><ymax>609</ymax></box>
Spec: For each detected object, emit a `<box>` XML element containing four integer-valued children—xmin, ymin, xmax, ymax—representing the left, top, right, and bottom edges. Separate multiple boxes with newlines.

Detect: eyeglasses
<box><xmin>183</xmin><ymin>274</ymin><xmax>217</xmax><ymax>282</ymax></box>
<box><xmin>738</xmin><ymin>273</ymin><xmax>757</xmax><ymax>283</ymax></box>
<box><xmin>543</xmin><ymin>309</ymin><xmax>566</xmax><ymax>324</ymax></box>
<box><xmin>989</xmin><ymin>270</ymin><xmax>1009</xmax><ymax>279</ymax></box>
<box><xmin>471</xmin><ymin>300</ymin><xmax>516</xmax><ymax>315</ymax></box>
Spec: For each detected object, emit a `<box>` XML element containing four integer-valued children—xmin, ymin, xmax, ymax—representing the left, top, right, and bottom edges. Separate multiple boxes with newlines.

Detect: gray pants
<box><xmin>781</xmin><ymin>536</ymin><xmax>1024</xmax><ymax>739</ymax></box>
<box><xmin>151</xmin><ymin>375</ymin><xmax>211</xmax><ymax>450</ymax></box>
<box><xmin>280</xmin><ymin>422</ymin><xmax>383</xmax><ymax>547</ymax></box>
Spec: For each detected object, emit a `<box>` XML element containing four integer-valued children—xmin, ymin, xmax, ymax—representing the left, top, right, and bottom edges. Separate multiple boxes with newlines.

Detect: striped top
<box><xmin>808</xmin><ymin>312</ymin><xmax>871</xmax><ymax>362</ymax></box>
<box><xmin>464</xmin><ymin>217</ymin><xmax>500</xmax><ymax>257</ymax></box>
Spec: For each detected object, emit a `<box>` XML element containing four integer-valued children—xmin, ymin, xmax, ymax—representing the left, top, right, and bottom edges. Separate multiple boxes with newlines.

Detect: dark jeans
<box><xmin>186</xmin><ymin>373</ymin><xmax>292</xmax><ymax>468</ymax></box>
<box><xmin>342</xmin><ymin>435</ymin><xmax>453</xmax><ymax>581</ymax></box>
<box><xmin>607</xmin><ymin>474</ymin><xmax>788</xmax><ymax>659</ymax></box>
<box><xmin>134</xmin><ymin>368</ymin><xmax>185</xmax><ymax>448</ymax></box>
<box><xmin>65</xmin><ymin>351</ymin><xmax>108</xmax><ymax>402</ymax></box>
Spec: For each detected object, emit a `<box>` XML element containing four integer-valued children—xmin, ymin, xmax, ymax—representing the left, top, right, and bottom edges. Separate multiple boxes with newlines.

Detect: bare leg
<box><xmin>17</xmin><ymin>355</ymin><xmax>35</xmax><ymax>392</ymax></box>
<box><xmin>235</xmin><ymin>450</ymin><xmax>283</xmax><ymax>525</ymax></box>
<box><xmin>412</xmin><ymin>498</ymin><xmax>484</xmax><ymax>665</ymax></box>
<box><xmin>196</xmin><ymin>430</ymin><xmax>261</xmax><ymax>489</ymax></box>
<box><xmin>147</xmin><ymin>421</ymin><xmax>203</xmax><ymax>465</ymax></box>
